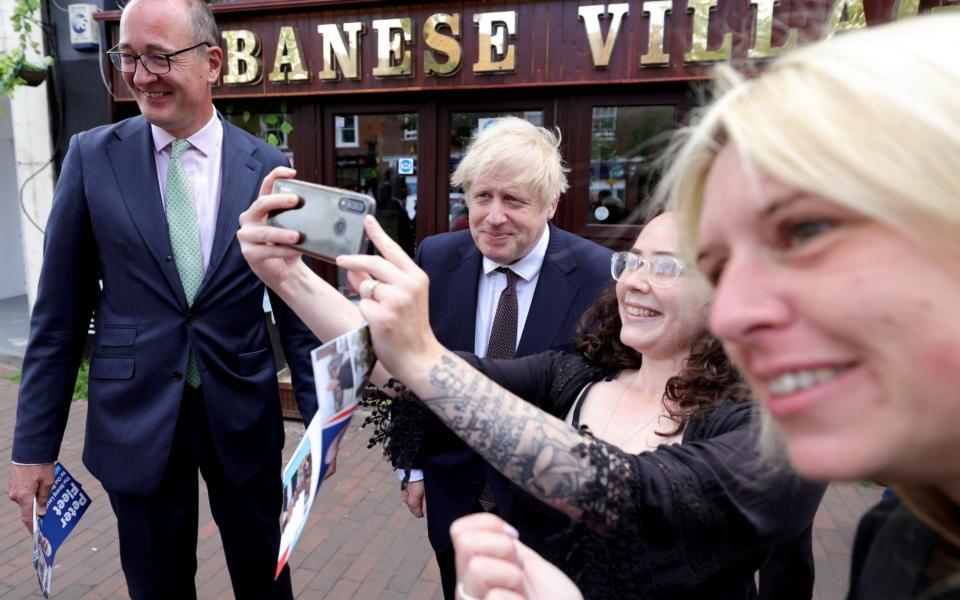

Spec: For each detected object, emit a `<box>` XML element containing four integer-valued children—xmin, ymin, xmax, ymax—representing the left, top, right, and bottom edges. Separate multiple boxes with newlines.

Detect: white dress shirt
<box><xmin>473</xmin><ymin>225</ymin><xmax>551</xmax><ymax>357</ymax></box>
<box><xmin>401</xmin><ymin>226</ymin><xmax>552</xmax><ymax>485</ymax></box>
<box><xmin>151</xmin><ymin>111</ymin><xmax>224</xmax><ymax>271</ymax></box>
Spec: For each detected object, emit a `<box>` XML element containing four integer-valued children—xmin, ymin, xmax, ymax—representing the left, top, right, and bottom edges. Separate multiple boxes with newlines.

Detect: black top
<box><xmin>373</xmin><ymin>350</ymin><xmax>825</xmax><ymax>599</ymax></box>
<box><xmin>848</xmin><ymin>494</ymin><xmax>960</xmax><ymax>599</ymax></box>
<box><xmin>409</xmin><ymin>225</ymin><xmax>613</xmax><ymax>553</ymax></box>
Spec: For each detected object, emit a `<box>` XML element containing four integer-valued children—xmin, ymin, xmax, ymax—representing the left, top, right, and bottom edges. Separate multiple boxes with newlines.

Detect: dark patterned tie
<box><xmin>479</xmin><ymin>267</ymin><xmax>520</xmax><ymax>512</ymax></box>
<box><xmin>485</xmin><ymin>268</ymin><xmax>520</xmax><ymax>360</ymax></box>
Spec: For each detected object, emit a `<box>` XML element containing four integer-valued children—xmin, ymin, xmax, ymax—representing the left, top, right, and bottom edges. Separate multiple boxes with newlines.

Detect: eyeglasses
<box><xmin>107</xmin><ymin>42</ymin><xmax>212</xmax><ymax>75</ymax></box>
<box><xmin>611</xmin><ymin>251</ymin><xmax>684</xmax><ymax>288</ymax></box>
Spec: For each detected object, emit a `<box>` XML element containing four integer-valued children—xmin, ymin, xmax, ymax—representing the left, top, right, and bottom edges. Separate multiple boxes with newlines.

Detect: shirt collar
<box><xmin>482</xmin><ymin>224</ymin><xmax>551</xmax><ymax>282</ymax></box>
<box><xmin>151</xmin><ymin>110</ymin><xmax>222</xmax><ymax>157</ymax></box>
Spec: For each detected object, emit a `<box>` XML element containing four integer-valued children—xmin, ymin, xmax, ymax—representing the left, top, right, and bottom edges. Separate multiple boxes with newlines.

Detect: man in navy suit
<box><xmin>400</xmin><ymin>117</ymin><xmax>612</xmax><ymax>599</ymax></box>
<box><xmin>6</xmin><ymin>0</ymin><xmax>318</xmax><ymax>597</ymax></box>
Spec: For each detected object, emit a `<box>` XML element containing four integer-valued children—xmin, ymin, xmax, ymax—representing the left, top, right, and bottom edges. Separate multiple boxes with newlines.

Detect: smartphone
<box><xmin>268</xmin><ymin>179</ymin><xmax>376</xmax><ymax>263</ymax></box>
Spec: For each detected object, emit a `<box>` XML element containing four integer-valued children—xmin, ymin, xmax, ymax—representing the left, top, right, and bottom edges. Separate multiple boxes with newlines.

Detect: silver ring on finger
<box><xmin>456</xmin><ymin>582</ymin><xmax>481</xmax><ymax>600</ymax></box>
<box><xmin>359</xmin><ymin>278</ymin><xmax>381</xmax><ymax>300</ymax></box>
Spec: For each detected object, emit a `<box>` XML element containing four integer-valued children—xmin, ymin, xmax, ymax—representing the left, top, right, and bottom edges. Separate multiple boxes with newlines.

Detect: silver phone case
<box><xmin>268</xmin><ymin>179</ymin><xmax>376</xmax><ymax>263</ymax></box>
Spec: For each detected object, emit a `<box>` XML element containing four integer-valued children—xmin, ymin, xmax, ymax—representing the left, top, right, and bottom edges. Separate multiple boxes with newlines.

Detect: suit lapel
<box><xmin>437</xmin><ymin>242</ymin><xmax>481</xmax><ymax>352</ymax></box>
<box><xmin>198</xmin><ymin>117</ymin><xmax>263</xmax><ymax>297</ymax></box>
<box><xmin>106</xmin><ymin>118</ymin><xmax>187</xmax><ymax>307</ymax></box>
<box><xmin>518</xmin><ymin>226</ymin><xmax>578</xmax><ymax>356</ymax></box>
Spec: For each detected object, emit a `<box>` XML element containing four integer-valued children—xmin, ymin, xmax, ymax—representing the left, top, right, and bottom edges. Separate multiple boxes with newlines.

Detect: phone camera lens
<box><xmin>340</xmin><ymin>197</ymin><xmax>366</xmax><ymax>214</ymax></box>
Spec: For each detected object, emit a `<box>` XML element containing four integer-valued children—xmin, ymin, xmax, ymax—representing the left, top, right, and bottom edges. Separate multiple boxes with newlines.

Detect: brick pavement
<box><xmin>0</xmin><ymin>365</ymin><xmax>882</xmax><ymax>599</ymax></box>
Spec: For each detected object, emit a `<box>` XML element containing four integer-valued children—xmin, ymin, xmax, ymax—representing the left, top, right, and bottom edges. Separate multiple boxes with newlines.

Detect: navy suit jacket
<box><xmin>12</xmin><ymin>115</ymin><xmax>320</xmax><ymax>496</ymax></box>
<box><xmin>415</xmin><ymin>224</ymin><xmax>612</xmax><ymax>552</ymax></box>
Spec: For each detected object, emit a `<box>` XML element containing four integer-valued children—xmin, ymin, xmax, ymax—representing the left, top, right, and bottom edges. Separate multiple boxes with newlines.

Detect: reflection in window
<box><xmin>592</xmin><ymin>107</ymin><xmax>616</xmax><ymax>139</ymax></box>
<box><xmin>260</xmin><ymin>114</ymin><xmax>291</xmax><ymax>150</ymax></box>
<box><xmin>588</xmin><ymin>105</ymin><xmax>675</xmax><ymax>225</ymax></box>
<box><xmin>223</xmin><ymin>106</ymin><xmax>294</xmax><ymax>165</ymax></box>
<box><xmin>333</xmin><ymin>113</ymin><xmax>418</xmax><ymax>258</ymax></box>
<box><xmin>336</xmin><ymin>115</ymin><xmax>359</xmax><ymax>148</ymax></box>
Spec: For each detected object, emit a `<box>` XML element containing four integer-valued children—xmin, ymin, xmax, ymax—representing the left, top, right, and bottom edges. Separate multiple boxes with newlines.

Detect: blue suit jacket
<box><xmin>415</xmin><ymin>224</ymin><xmax>612</xmax><ymax>552</ymax></box>
<box><xmin>12</xmin><ymin>115</ymin><xmax>320</xmax><ymax>496</ymax></box>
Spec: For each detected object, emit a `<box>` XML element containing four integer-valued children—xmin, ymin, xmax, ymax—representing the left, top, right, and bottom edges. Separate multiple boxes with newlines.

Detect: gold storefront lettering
<box><xmin>578</xmin><ymin>4</ymin><xmax>630</xmax><ymax>69</ymax></box>
<box><xmin>268</xmin><ymin>26</ymin><xmax>311</xmax><ymax>83</ymax></box>
<box><xmin>221</xmin><ymin>29</ymin><xmax>261</xmax><ymax>85</ymax></box>
<box><xmin>473</xmin><ymin>11</ymin><xmax>517</xmax><ymax>73</ymax></box>
<box><xmin>424</xmin><ymin>13</ymin><xmax>462</xmax><ymax>76</ymax></box>
<box><xmin>217</xmin><ymin>1</ymin><xmax>937</xmax><ymax>86</ymax></box>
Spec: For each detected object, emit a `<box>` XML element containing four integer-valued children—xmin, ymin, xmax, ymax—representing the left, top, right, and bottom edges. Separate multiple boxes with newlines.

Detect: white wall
<box><xmin>1</xmin><ymin>0</ymin><xmax>56</xmax><ymax>310</ymax></box>
<box><xmin>0</xmin><ymin>98</ymin><xmax>27</xmax><ymax>300</ymax></box>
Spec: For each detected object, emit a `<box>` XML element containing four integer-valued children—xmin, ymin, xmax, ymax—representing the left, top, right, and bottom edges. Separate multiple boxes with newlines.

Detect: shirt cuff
<box><xmin>396</xmin><ymin>468</ymin><xmax>424</xmax><ymax>482</ymax></box>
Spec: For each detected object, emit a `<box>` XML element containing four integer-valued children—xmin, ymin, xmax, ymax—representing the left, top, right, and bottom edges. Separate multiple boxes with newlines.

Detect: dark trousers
<box><xmin>437</xmin><ymin>546</ymin><xmax>457</xmax><ymax>600</ymax></box>
<box><xmin>106</xmin><ymin>387</ymin><xmax>293</xmax><ymax>600</ymax></box>
<box><xmin>437</xmin><ymin>498</ymin><xmax>495</xmax><ymax>600</ymax></box>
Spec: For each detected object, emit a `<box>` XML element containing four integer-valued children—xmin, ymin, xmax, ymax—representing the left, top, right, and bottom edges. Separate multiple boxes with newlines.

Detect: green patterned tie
<box><xmin>166</xmin><ymin>139</ymin><xmax>203</xmax><ymax>388</ymax></box>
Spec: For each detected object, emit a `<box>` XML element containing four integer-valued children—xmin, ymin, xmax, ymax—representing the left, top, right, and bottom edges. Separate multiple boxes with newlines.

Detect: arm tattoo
<box><xmin>425</xmin><ymin>352</ymin><xmax>597</xmax><ymax>509</ymax></box>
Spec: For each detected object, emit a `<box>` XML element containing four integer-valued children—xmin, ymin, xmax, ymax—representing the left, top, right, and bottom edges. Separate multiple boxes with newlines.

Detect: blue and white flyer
<box><xmin>33</xmin><ymin>463</ymin><xmax>92</xmax><ymax>599</ymax></box>
<box><xmin>275</xmin><ymin>324</ymin><xmax>376</xmax><ymax>578</ymax></box>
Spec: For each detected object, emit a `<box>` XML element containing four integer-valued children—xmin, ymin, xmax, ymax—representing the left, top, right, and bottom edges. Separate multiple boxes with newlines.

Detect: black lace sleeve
<box><xmin>360</xmin><ymin>378</ymin><xmax>431</xmax><ymax>470</ymax></box>
<box><xmin>557</xmin><ymin>409</ymin><xmax>824</xmax><ymax>594</ymax></box>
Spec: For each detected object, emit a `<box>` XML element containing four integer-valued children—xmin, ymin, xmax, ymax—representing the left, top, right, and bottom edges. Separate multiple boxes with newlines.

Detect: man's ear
<box><xmin>545</xmin><ymin>196</ymin><xmax>559</xmax><ymax>219</ymax></box>
<box><xmin>206</xmin><ymin>45</ymin><xmax>223</xmax><ymax>83</ymax></box>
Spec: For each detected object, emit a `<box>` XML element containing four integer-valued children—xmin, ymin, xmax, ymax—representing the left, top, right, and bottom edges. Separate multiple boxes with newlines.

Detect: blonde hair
<box><xmin>451</xmin><ymin>116</ymin><xmax>570</xmax><ymax>208</ymax></box>
<box><xmin>655</xmin><ymin>14</ymin><xmax>960</xmax><ymax>458</ymax></box>
<box><xmin>658</xmin><ymin>14</ymin><xmax>960</xmax><ymax>265</ymax></box>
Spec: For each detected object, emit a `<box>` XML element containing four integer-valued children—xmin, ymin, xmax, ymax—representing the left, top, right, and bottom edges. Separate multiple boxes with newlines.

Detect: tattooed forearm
<box><xmin>424</xmin><ymin>352</ymin><xmax>599</xmax><ymax>514</ymax></box>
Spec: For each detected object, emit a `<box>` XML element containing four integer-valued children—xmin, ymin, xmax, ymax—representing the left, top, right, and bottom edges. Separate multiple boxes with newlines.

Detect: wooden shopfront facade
<box><xmin>101</xmin><ymin>0</ymin><xmax>946</xmax><ymax>267</ymax></box>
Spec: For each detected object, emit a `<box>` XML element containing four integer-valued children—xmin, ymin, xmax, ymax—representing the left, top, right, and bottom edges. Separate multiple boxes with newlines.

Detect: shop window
<box><xmin>522</xmin><ymin>111</ymin><xmax>544</xmax><ymax>127</ymax></box>
<box><xmin>335</xmin><ymin>115</ymin><xmax>360</xmax><ymax>148</ymax></box>
<box><xmin>592</xmin><ymin>107</ymin><xmax>616</xmax><ymax>140</ymax></box>
<box><xmin>588</xmin><ymin>105</ymin><xmax>675</xmax><ymax>226</ymax></box>
<box><xmin>260</xmin><ymin>114</ymin><xmax>290</xmax><ymax>150</ymax></box>
<box><xmin>333</xmin><ymin>112</ymin><xmax>418</xmax><ymax>259</ymax></box>
<box><xmin>221</xmin><ymin>106</ymin><xmax>294</xmax><ymax>165</ymax></box>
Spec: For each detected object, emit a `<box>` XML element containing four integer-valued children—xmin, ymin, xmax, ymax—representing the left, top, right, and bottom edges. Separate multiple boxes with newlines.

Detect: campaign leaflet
<box><xmin>275</xmin><ymin>324</ymin><xmax>376</xmax><ymax>579</ymax></box>
<box><xmin>33</xmin><ymin>463</ymin><xmax>92</xmax><ymax>599</ymax></box>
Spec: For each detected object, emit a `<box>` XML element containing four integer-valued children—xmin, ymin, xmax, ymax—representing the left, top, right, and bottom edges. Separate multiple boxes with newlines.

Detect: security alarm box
<box><xmin>68</xmin><ymin>4</ymin><xmax>100</xmax><ymax>50</ymax></box>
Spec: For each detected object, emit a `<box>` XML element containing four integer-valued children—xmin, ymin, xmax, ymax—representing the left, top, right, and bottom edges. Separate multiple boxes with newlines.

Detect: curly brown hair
<box><xmin>575</xmin><ymin>286</ymin><xmax>642</xmax><ymax>370</ymax></box>
<box><xmin>574</xmin><ymin>286</ymin><xmax>747</xmax><ymax>437</ymax></box>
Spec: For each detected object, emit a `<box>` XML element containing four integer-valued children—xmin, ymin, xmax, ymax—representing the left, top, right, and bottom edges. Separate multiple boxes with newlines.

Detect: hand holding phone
<box><xmin>267</xmin><ymin>179</ymin><xmax>376</xmax><ymax>263</ymax></box>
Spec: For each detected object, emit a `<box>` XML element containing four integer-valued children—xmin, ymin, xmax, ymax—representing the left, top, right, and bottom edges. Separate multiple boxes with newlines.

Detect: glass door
<box><xmin>331</xmin><ymin>112</ymin><xmax>419</xmax><ymax>257</ymax></box>
<box><xmin>586</xmin><ymin>105</ymin><xmax>675</xmax><ymax>226</ymax></box>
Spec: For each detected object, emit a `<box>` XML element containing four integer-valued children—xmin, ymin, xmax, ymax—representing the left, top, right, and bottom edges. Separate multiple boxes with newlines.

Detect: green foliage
<box><xmin>263</xmin><ymin>112</ymin><xmax>293</xmax><ymax>147</ymax></box>
<box><xmin>73</xmin><ymin>360</ymin><xmax>89</xmax><ymax>401</ymax></box>
<box><xmin>1</xmin><ymin>360</ymin><xmax>88</xmax><ymax>400</ymax></box>
<box><xmin>0</xmin><ymin>0</ymin><xmax>51</xmax><ymax>98</ymax></box>
<box><xmin>221</xmin><ymin>105</ymin><xmax>293</xmax><ymax>148</ymax></box>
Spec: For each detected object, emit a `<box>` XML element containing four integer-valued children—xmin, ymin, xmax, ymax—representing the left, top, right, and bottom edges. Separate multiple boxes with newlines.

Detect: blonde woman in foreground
<box><xmin>451</xmin><ymin>13</ymin><xmax>960</xmax><ymax>600</ymax></box>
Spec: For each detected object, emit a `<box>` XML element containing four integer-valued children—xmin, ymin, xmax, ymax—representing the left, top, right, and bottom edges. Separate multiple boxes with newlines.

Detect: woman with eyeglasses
<box><xmin>238</xmin><ymin>191</ymin><xmax>824</xmax><ymax>597</ymax></box>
